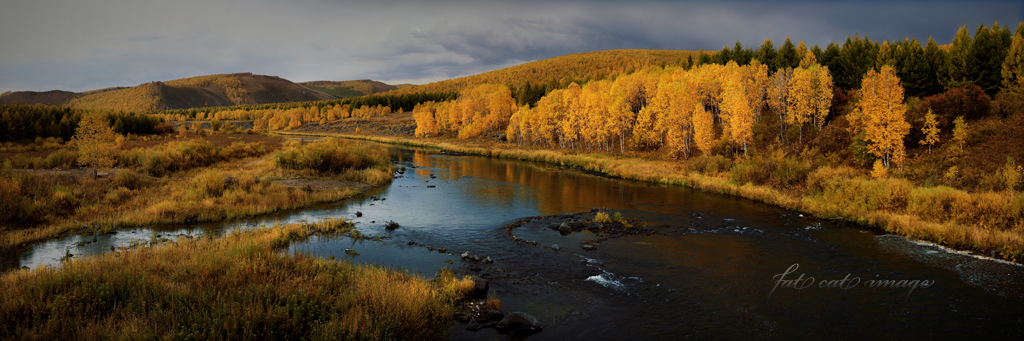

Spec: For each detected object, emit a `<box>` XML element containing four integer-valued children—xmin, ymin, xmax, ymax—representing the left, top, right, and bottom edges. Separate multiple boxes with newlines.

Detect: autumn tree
<box><xmin>1002</xmin><ymin>157</ymin><xmax>1022</xmax><ymax>194</ymax></box>
<box><xmin>693</xmin><ymin>102</ymin><xmax>715</xmax><ymax>156</ymax></box>
<box><xmin>952</xmin><ymin>116</ymin><xmax>968</xmax><ymax>151</ymax></box>
<box><xmin>769</xmin><ymin>68</ymin><xmax>792</xmax><ymax>142</ymax></box>
<box><xmin>849</xmin><ymin>66</ymin><xmax>909</xmax><ymax>169</ymax></box>
<box><xmin>921</xmin><ymin>108</ymin><xmax>940</xmax><ymax>153</ymax></box>
<box><xmin>72</xmin><ymin>114</ymin><xmax>119</xmax><ymax>171</ymax></box>
<box><xmin>1003</xmin><ymin>31</ymin><xmax>1024</xmax><ymax>91</ymax></box>
<box><xmin>721</xmin><ymin>64</ymin><xmax>754</xmax><ymax>155</ymax></box>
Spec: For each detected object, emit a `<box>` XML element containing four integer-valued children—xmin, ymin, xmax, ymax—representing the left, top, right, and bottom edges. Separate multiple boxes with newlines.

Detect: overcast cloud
<box><xmin>1</xmin><ymin>0</ymin><xmax>1021</xmax><ymax>93</ymax></box>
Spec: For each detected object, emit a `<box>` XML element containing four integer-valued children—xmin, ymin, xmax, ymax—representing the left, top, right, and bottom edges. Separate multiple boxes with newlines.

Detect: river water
<box><xmin>3</xmin><ymin>142</ymin><xmax>1023</xmax><ymax>339</ymax></box>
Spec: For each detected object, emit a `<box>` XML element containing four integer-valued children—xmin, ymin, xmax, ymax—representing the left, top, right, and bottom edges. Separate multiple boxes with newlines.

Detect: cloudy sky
<box><xmin>1</xmin><ymin>0</ymin><xmax>1021</xmax><ymax>93</ymax></box>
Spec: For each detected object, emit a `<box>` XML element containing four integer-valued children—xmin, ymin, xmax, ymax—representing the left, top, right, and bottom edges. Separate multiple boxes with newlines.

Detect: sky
<box><xmin>1</xmin><ymin>0</ymin><xmax>1021</xmax><ymax>93</ymax></box>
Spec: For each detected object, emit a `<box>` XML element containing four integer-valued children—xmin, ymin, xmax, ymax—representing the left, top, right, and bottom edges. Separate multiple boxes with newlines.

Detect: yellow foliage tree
<box><xmin>72</xmin><ymin>114</ymin><xmax>119</xmax><ymax>170</ymax></box>
<box><xmin>693</xmin><ymin>102</ymin><xmax>715</xmax><ymax>156</ymax></box>
<box><xmin>921</xmin><ymin>109</ymin><xmax>940</xmax><ymax>153</ymax></box>
<box><xmin>851</xmin><ymin>66</ymin><xmax>909</xmax><ymax>169</ymax></box>
<box><xmin>952</xmin><ymin>116</ymin><xmax>968</xmax><ymax>151</ymax></box>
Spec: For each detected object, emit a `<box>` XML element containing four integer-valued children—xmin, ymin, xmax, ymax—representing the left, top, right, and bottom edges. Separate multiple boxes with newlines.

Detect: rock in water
<box><xmin>551</xmin><ymin>244</ymin><xmax>560</xmax><ymax>251</ymax></box>
<box><xmin>495</xmin><ymin>312</ymin><xmax>543</xmax><ymax>335</ymax></box>
<box><xmin>470</xmin><ymin>276</ymin><xmax>489</xmax><ymax>297</ymax></box>
<box><xmin>558</xmin><ymin>222</ymin><xmax>572</xmax><ymax>232</ymax></box>
<box><xmin>582</xmin><ymin>244</ymin><xmax>596</xmax><ymax>250</ymax></box>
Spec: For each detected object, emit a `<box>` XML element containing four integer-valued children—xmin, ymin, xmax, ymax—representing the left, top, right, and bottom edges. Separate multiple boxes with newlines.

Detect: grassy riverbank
<box><xmin>280</xmin><ymin>131</ymin><xmax>1024</xmax><ymax>262</ymax></box>
<box><xmin>0</xmin><ymin>219</ymin><xmax>476</xmax><ymax>339</ymax></box>
<box><xmin>1</xmin><ymin>134</ymin><xmax>393</xmax><ymax>252</ymax></box>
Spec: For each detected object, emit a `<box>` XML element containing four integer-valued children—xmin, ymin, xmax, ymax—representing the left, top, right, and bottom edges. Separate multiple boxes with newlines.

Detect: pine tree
<box><xmin>1003</xmin><ymin>32</ymin><xmax>1024</xmax><ymax>90</ymax></box>
<box><xmin>971</xmin><ymin>23</ymin><xmax>1006</xmax><ymax>95</ymax></box>
<box><xmin>777</xmin><ymin>37</ymin><xmax>800</xmax><ymax>70</ymax></box>
<box><xmin>876</xmin><ymin>40</ymin><xmax>895</xmax><ymax>69</ymax></box>
<box><xmin>756</xmin><ymin>39</ymin><xmax>778</xmax><ymax>72</ymax></box>
<box><xmin>946</xmin><ymin>25</ymin><xmax>977</xmax><ymax>89</ymax></box>
<box><xmin>924</xmin><ymin>37</ymin><xmax>947</xmax><ymax>95</ymax></box>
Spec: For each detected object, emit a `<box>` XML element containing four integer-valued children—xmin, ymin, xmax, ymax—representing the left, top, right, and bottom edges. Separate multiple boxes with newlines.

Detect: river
<box><xmin>3</xmin><ymin>141</ymin><xmax>1023</xmax><ymax>339</ymax></box>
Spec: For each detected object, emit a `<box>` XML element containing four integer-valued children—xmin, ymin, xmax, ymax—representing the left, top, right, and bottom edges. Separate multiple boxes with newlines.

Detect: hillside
<box><xmin>298</xmin><ymin>80</ymin><xmax>398</xmax><ymax>99</ymax></box>
<box><xmin>67</xmin><ymin>73</ymin><xmax>335</xmax><ymax>113</ymax></box>
<box><xmin>390</xmin><ymin>49</ymin><xmax>708</xmax><ymax>95</ymax></box>
<box><xmin>0</xmin><ymin>90</ymin><xmax>81</xmax><ymax>106</ymax></box>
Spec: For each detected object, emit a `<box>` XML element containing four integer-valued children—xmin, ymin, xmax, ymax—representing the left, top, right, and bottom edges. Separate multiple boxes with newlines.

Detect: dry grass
<box><xmin>0</xmin><ymin>219</ymin><xmax>475</xmax><ymax>340</ymax></box>
<box><xmin>0</xmin><ymin>135</ymin><xmax>393</xmax><ymax>252</ymax></box>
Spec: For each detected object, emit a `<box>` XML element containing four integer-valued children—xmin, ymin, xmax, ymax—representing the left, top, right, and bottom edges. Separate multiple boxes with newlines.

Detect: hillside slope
<box><xmin>298</xmin><ymin>80</ymin><xmax>397</xmax><ymax>99</ymax></box>
<box><xmin>0</xmin><ymin>90</ymin><xmax>81</xmax><ymax>106</ymax></box>
<box><xmin>68</xmin><ymin>73</ymin><xmax>335</xmax><ymax>112</ymax></box>
<box><xmin>391</xmin><ymin>49</ymin><xmax>707</xmax><ymax>94</ymax></box>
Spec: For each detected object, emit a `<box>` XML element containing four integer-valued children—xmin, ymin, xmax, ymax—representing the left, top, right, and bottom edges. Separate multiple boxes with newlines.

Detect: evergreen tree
<box><xmin>876</xmin><ymin>40</ymin><xmax>895</xmax><ymax>68</ymax></box>
<box><xmin>716</xmin><ymin>46</ymin><xmax>733</xmax><ymax>65</ymax></box>
<box><xmin>971</xmin><ymin>23</ymin><xmax>1006</xmax><ymax>95</ymax></box>
<box><xmin>777</xmin><ymin>37</ymin><xmax>800</xmax><ymax>70</ymax></box>
<box><xmin>946</xmin><ymin>25</ymin><xmax>977</xmax><ymax>89</ymax></box>
<box><xmin>756</xmin><ymin>39</ymin><xmax>778</xmax><ymax>72</ymax></box>
<box><xmin>924</xmin><ymin>37</ymin><xmax>947</xmax><ymax>95</ymax></box>
<box><xmin>732</xmin><ymin>41</ymin><xmax>753</xmax><ymax>65</ymax></box>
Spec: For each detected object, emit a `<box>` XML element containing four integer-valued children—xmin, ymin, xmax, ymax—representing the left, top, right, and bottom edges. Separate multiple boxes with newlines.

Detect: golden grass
<box><xmin>0</xmin><ymin>137</ymin><xmax>394</xmax><ymax>252</ymax></box>
<box><xmin>282</xmin><ymin>131</ymin><xmax>1024</xmax><ymax>262</ymax></box>
<box><xmin>0</xmin><ymin>219</ymin><xmax>475</xmax><ymax>340</ymax></box>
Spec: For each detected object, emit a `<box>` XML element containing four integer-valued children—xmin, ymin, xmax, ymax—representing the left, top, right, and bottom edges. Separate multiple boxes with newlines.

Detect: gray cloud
<box><xmin>1</xmin><ymin>0</ymin><xmax>1021</xmax><ymax>93</ymax></box>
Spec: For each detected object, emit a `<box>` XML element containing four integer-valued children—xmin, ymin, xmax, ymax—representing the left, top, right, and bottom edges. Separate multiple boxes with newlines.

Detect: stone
<box><xmin>582</xmin><ymin>244</ymin><xmax>596</xmax><ymax>250</ymax></box>
<box><xmin>558</xmin><ymin>222</ymin><xmax>572</xmax><ymax>232</ymax></box>
<box><xmin>551</xmin><ymin>244</ymin><xmax>560</xmax><ymax>251</ymax></box>
<box><xmin>495</xmin><ymin>312</ymin><xmax>543</xmax><ymax>335</ymax></box>
<box><xmin>484</xmin><ymin>256</ymin><xmax>493</xmax><ymax>264</ymax></box>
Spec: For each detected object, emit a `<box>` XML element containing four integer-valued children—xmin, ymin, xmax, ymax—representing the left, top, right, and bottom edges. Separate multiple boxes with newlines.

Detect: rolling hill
<box><xmin>389</xmin><ymin>49</ymin><xmax>708</xmax><ymax>95</ymax></box>
<box><xmin>298</xmin><ymin>80</ymin><xmax>398</xmax><ymax>99</ymax></box>
<box><xmin>0</xmin><ymin>90</ymin><xmax>82</xmax><ymax>106</ymax></box>
<box><xmin>67</xmin><ymin>73</ymin><xmax>336</xmax><ymax>113</ymax></box>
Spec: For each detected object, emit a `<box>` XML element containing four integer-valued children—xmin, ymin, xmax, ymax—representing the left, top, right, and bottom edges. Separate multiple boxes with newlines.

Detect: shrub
<box><xmin>274</xmin><ymin>139</ymin><xmax>389</xmax><ymax>175</ymax></box>
<box><xmin>43</xmin><ymin>149</ymin><xmax>77</xmax><ymax>169</ymax></box>
<box><xmin>686</xmin><ymin>155</ymin><xmax>732</xmax><ymax>175</ymax></box>
<box><xmin>142</xmin><ymin>153</ymin><xmax>169</xmax><ymax>177</ymax></box>
<box><xmin>593</xmin><ymin>212</ymin><xmax>611</xmax><ymax>223</ymax></box>
<box><xmin>194</xmin><ymin>170</ymin><xmax>226</xmax><ymax>197</ymax></box>
<box><xmin>103</xmin><ymin>186</ymin><xmax>134</xmax><ymax>204</ymax></box>
<box><xmin>112</xmin><ymin>169</ymin><xmax>141</xmax><ymax>190</ymax></box>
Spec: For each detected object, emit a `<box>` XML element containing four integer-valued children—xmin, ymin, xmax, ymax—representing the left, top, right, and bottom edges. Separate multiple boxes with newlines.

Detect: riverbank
<box><xmin>0</xmin><ymin>135</ymin><xmax>393</xmax><ymax>253</ymax></box>
<box><xmin>277</xmin><ymin>131</ymin><xmax>1024</xmax><ymax>263</ymax></box>
<box><xmin>0</xmin><ymin>218</ymin><xmax>477</xmax><ymax>339</ymax></box>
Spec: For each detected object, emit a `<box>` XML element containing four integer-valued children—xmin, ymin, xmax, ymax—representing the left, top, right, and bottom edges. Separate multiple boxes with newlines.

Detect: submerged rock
<box><xmin>495</xmin><ymin>312</ymin><xmax>543</xmax><ymax>335</ymax></box>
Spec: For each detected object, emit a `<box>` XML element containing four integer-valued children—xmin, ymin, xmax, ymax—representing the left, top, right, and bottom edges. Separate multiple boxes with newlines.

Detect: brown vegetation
<box><xmin>0</xmin><ymin>219</ymin><xmax>475</xmax><ymax>339</ymax></box>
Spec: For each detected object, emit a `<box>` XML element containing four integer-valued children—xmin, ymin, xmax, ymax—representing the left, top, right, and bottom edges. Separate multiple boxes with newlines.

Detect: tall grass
<box><xmin>1</xmin><ymin>137</ymin><xmax>394</xmax><ymax>251</ymax></box>
<box><xmin>0</xmin><ymin>219</ymin><xmax>475</xmax><ymax>340</ymax></box>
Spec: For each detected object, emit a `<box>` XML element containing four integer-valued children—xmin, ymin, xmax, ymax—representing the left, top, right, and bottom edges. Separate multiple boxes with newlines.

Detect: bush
<box><xmin>43</xmin><ymin>149</ymin><xmax>77</xmax><ymax>169</ymax></box>
<box><xmin>103</xmin><ymin>186</ymin><xmax>134</xmax><ymax>204</ymax></box>
<box><xmin>274</xmin><ymin>139</ymin><xmax>389</xmax><ymax>175</ymax></box>
<box><xmin>686</xmin><ymin>155</ymin><xmax>732</xmax><ymax>175</ymax></box>
<box><xmin>112</xmin><ymin>169</ymin><xmax>141</xmax><ymax>190</ymax></box>
<box><xmin>142</xmin><ymin>153</ymin><xmax>169</xmax><ymax>177</ymax></box>
<box><xmin>195</xmin><ymin>170</ymin><xmax>226</xmax><ymax>197</ymax></box>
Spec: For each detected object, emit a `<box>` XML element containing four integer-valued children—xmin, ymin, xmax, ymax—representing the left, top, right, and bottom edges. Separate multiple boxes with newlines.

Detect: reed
<box><xmin>0</xmin><ymin>219</ymin><xmax>475</xmax><ymax>340</ymax></box>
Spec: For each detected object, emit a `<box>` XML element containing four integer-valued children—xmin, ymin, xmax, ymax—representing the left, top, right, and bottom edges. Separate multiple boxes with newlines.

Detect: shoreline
<box><xmin>275</xmin><ymin>130</ymin><xmax>1023</xmax><ymax>265</ymax></box>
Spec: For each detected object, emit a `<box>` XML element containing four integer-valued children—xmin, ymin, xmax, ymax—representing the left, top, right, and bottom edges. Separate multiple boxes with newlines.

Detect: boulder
<box><xmin>495</xmin><ymin>312</ymin><xmax>543</xmax><ymax>335</ymax></box>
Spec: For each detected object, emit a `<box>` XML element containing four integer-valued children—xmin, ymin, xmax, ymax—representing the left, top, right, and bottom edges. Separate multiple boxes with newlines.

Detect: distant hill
<box><xmin>0</xmin><ymin>90</ymin><xmax>81</xmax><ymax>106</ymax></box>
<box><xmin>67</xmin><ymin>73</ymin><xmax>335</xmax><ymax>112</ymax></box>
<box><xmin>390</xmin><ymin>49</ymin><xmax>706</xmax><ymax>95</ymax></box>
<box><xmin>298</xmin><ymin>80</ymin><xmax>398</xmax><ymax>99</ymax></box>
